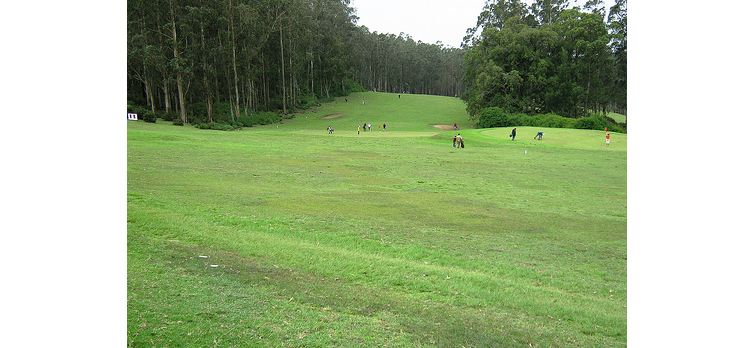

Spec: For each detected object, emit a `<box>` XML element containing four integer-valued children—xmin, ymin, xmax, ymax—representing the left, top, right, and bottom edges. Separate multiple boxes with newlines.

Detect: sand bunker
<box><xmin>323</xmin><ymin>114</ymin><xmax>343</xmax><ymax>119</ymax></box>
<box><xmin>432</xmin><ymin>125</ymin><xmax>455</xmax><ymax>130</ymax></box>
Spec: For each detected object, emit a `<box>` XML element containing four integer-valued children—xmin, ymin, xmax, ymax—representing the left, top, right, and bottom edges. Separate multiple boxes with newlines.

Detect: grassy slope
<box><xmin>607</xmin><ymin>112</ymin><xmax>626</xmax><ymax>123</ymax></box>
<box><xmin>128</xmin><ymin>92</ymin><xmax>627</xmax><ymax>347</ymax></box>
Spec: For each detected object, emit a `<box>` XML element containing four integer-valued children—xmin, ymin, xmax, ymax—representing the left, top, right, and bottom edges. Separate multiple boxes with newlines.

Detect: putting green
<box><xmin>481</xmin><ymin>126</ymin><xmax>626</xmax><ymax>151</ymax></box>
<box><xmin>293</xmin><ymin>130</ymin><xmax>439</xmax><ymax>138</ymax></box>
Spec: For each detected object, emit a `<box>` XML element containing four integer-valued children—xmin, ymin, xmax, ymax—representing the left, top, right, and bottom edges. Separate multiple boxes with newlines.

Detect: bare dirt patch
<box><xmin>432</xmin><ymin>125</ymin><xmax>455</xmax><ymax>130</ymax></box>
<box><xmin>323</xmin><ymin>114</ymin><xmax>343</xmax><ymax>119</ymax></box>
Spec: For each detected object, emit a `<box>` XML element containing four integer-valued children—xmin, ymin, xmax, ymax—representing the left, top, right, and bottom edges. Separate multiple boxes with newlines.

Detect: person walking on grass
<box><xmin>383</xmin><ymin>123</ymin><xmax>386</xmax><ymax>131</ymax></box>
<box><xmin>358</xmin><ymin>126</ymin><xmax>361</xmax><ymax>135</ymax></box>
<box><xmin>606</xmin><ymin>132</ymin><xmax>610</xmax><ymax>146</ymax></box>
<box><xmin>328</xmin><ymin>125</ymin><xmax>333</xmax><ymax>134</ymax></box>
<box><xmin>509</xmin><ymin>127</ymin><xmax>517</xmax><ymax>140</ymax></box>
<box><xmin>453</xmin><ymin>135</ymin><xmax>457</xmax><ymax>148</ymax></box>
<box><xmin>456</xmin><ymin>134</ymin><xmax>464</xmax><ymax>148</ymax></box>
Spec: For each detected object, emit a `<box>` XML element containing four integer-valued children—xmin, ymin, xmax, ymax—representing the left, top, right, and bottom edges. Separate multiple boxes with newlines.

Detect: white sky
<box><xmin>350</xmin><ymin>0</ymin><xmax>616</xmax><ymax>48</ymax></box>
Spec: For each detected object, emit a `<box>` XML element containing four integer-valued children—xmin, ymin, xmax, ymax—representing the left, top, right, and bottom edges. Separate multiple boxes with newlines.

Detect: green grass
<box><xmin>606</xmin><ymin>112</ymin><xmax>626</xmax><ymax>123</ymax></box>
<box><xmin>128</xmin><ymin>92</ymin><xmax>626</xmax><ymax>347</ymax></box>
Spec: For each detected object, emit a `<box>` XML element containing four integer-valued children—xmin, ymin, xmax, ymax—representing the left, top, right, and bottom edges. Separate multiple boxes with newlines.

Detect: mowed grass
<box><xmin>128</xmin><ymin>92</ymin><xmax>626</xmax><ymax>347</ymax></box>
<box><xmin>607</xmin><ymin>112</ymin><xmax>626</xmax><ymax>123</ymax></box>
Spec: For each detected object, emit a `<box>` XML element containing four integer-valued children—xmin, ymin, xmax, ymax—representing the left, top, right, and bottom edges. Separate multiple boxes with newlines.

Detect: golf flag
<box><xmin>128</xmin><ymin>113</ymin><xmax>138</xmax><ymax>120</ymax></box>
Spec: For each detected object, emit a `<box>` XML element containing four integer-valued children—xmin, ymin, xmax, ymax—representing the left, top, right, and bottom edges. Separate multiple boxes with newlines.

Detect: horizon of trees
<box><xmin>127</xmin><ymin>0</ymin><xmax>466</xmax><ymax>125</ymax></box>
<box><xmin>462</xmin><ymin>0</ymin><xmax>627</xmax><ymax>120</ymax></box>
<box><xmin>128</xmin><ymin>0</ymin><xmax>627</xmax><ymax>126</ymax></box>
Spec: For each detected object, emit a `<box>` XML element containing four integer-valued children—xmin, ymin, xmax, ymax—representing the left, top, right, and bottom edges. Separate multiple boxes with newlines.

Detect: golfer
<box><xmin>510</xmin><ymin>127</ymin><xmax>517</xmax><ymax>140</ymax></box>
<box><xmin>456</xmin><ymin>134</ymin><xmax>463</xmax><ymax>148</ymax></box>
<box><xmin>534</xmin><ymin>131</ymin><xmax>543</xmax><ymax>140</ymax></box>
<box><xmin>606</xmin><ymin>133</ymin><xmax>610</xmax><ymax>146</ymax></box>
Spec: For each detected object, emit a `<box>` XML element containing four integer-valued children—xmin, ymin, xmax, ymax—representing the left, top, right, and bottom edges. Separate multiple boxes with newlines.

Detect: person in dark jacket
<box><xmin>509</xmin><ymin>127</ymin><xmax>517</xmax><ymax>140</ymax></box>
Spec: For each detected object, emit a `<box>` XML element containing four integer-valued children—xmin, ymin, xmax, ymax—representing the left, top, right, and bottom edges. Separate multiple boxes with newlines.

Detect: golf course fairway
<box><xmin>128</xmin><ymin>92</ymin><xmax>627</xmax><ymax>347</ymax></box>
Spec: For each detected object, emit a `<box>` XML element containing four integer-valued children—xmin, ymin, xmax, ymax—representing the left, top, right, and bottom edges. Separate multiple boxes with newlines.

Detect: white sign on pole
<box><xmin>127</xmin><ymin>113</ymin><xmax>138</xmax><ymax>120</ymax></box>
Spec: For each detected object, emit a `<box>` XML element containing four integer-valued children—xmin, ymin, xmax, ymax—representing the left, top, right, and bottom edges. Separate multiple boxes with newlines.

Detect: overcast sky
<box><xmin>350</xmin><ymin>0</ymin><xmax>617</xmax><ymax>48</ymax></box>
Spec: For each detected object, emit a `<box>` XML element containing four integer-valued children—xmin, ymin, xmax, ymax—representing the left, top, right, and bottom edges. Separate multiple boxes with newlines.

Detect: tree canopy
<box><xmin>128</xmin><ymin>0</ymin><xmax>627</xmax><ymax>126</ymax></box>
<box><xmin>463</xmin><ymin>0</ymin><xmax>627</xmax><ymax>120</ymax></box>
<box><xmin>127</xmin><ymin>0</ymin><xmax>466</xmax><ymax>125</ymax></box>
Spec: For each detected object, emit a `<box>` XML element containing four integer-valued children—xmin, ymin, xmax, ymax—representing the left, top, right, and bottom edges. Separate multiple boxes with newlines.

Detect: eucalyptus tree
<box><xmin>463</xmin><ymin>0</ymin><xmax>529</xmax><ymax>47</ymax></box>
<box><xmin>127</xmin><ymin>0</ymin><xmax>467</xmax><ymax>123</ymax></box>
<box><xmin>183</xmin><ymin>0</ymin><xmax>222</xmax><ymax>122</ymax></box>
<box><xmin>307</xmin><ymin>0</ymin><xmax>360</xmax><ymax>98</ymax></box>
<box><xmin>128</xmin><ymin>0</ymin><xmax>162</xmax><ymax>112</ymax></box>
<box><xmin>608</xmin><ymin>0</ymin><xmax>627</xmax><ymax>115</ymax></box>
<box><xmin>165</xmin><ymin>0</ymin><xmax>190</xmax><ymax>123</ymax></box>
<box><xmin>529</xmin><ymin>0</ymin><xmax>570</xmax><ymax>26</ymax></box>
<box><xmin>463</xmin><ymin>4</ymin><xmax>619</xmax><ymax>119</ymax></box>
<box><xmin>464</xmin><ymin>16</ymin><xmax>560</xmax><ymax>116</ymax></box>
<box><xmin>583</xmin><ymin>0</ymin><xmax>607</xmax><ymax>18</ymax></box>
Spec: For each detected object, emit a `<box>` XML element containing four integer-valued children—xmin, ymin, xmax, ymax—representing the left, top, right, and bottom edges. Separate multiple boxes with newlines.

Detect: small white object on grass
<box><xmin>198</xmin><ymin>255</ymin><xmax>208</xmax><ymax>258</ymax></box>
<box><xmin>210</xmin><ymin>265</ymin><xmax>219</xmax><ymax>268</ymax></box>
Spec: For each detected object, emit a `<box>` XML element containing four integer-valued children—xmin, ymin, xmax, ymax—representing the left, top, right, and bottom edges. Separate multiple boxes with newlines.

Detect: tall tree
<box><xmin>608</xmin><ymin>0</ymin><xmax>627</xmax><ymax>115</ymax></box>
<box><xmin>583</xmin><ymin>0</ymin><xmax>606</xmax><ymax>19</ymax></box>
<box><xmin>128</xmin><ymin>0</ymin><xmax>467</xmax><ymax>124</ymax></box>
<box><xmin>529</xmin><ymin>0</ymin><xmax>570</xmax><ymax>26</ymax></box>
<box><xmin>168</xmin><ymin>0</ymin><xmax>188</xmax><ymax>123</ymax></box>
<box><xmin>464</xmin><ymin>0</ymin><xmax>529</xmax><ymax>47</ymax></box>
<box><xmin>463</xmin><ymin>5</ymin><xmax>620</xmax><ymax>119</ymax></box>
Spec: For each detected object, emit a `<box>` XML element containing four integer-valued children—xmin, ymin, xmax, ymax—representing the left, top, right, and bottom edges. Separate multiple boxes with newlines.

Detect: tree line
<box><xmin>462</xmin><ymin>0</ymin><xmax>627</xmax><ymax>122</ymax></box>
<box><xmin>127</xmin><ymin>0</ymin><xmax>466</xmax><ymax>125</ymax></box>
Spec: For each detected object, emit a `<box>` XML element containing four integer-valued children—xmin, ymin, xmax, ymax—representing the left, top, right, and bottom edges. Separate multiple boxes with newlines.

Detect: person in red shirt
<box><xmin>606</xmin><ymin>133</ymin><xmax>610</xmax><ymax>146</ymax></box>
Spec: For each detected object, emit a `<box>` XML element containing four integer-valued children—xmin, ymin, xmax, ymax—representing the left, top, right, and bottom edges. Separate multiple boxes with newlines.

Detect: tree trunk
<box><xmin>176</xmin><ymin>71</ymin><xmax>186</xmax><ymax>123</ymax></box>
<box><xmin>262</xmin><ymin>52</ymin><xmax>269</xmax><ymax>110</ymax></box>
<box><xmin>169</xmin><ymin>1</ymin><xmax>187</xmax><ymax>124</ymax></box>
<box><xmin>584</xmin><ymin>59</ymin><xmax>592</xmax><ymax>116</ymax></box>
<box><xmin>229</xmin><ymin>0</ymin><xmax>240</xmax><ymax>121</ymax></box>
<box><xmin>291</xmin><ymin>55</ymin><xmax>296</xmax><ymax>110</ymax></box>
<box><xmin>142</xmin><ymin>76</ymin><xmax>155</xmax><ymax>113</ymax></box>
<box><xmin>201</xmin><ymin>25</ymin><xmax>213</xmax><ymax>123</ymax></box>
<box><xmin>280</xmin><ymin>24</ymin><xmax>287</xmax><ymax>114</ymax></box>
<box><xmin>163</xmin><ymin>80</ymin><xmax>171</xmax><ymax>113</ymax></box>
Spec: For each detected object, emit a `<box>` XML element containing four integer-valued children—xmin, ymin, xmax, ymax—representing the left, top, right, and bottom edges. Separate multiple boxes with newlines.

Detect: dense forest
<box><xmin>463</xmin><ymin>0</ymin><xmax>626</xmax><ymax>120</ymax></box>
<box><xmin>127</xmin><ymin>0</ymin><xmax>626</xmax><ymax>127</ymax></box>
<box><xmin>127</xmin><ymin>0</ymin><xmax>466</xmax><ymax>125</ymax></box>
